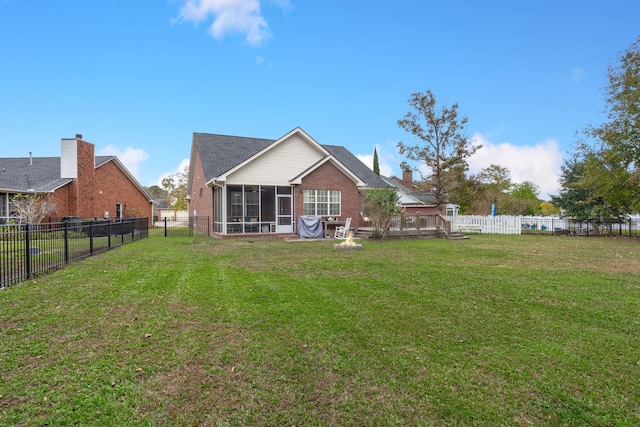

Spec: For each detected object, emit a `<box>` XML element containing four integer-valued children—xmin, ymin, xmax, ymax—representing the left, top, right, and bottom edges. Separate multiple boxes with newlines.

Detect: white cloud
<box><xmin>97</xmin><ymin>145</ymin><xmax>149</xmax><ymax>178</ymax></box>
<box><xmin>177</xmin><ymin>0</ymin><xmax>287</xmax><ymax>46</ymax></box>
<box><xmin>467</xmin><ymin>133</ymin><xmax>563</xmax><ymax>200</ymax></box>
<box><xmin>567</xmin><ymin>67</ymin><xmax>585</xmax><ymax>83</ymax></box>
<box><xmin>155</xmin><ymin>158</ymin><xmax>190</xmax><ymax>187</ymax></box>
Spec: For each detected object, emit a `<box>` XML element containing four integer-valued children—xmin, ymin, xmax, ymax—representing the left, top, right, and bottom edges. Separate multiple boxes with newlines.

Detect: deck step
<box><xmin>447</xmin><ymin>233</ymin><xmax>470</xmax><ymax>240</ymax></box>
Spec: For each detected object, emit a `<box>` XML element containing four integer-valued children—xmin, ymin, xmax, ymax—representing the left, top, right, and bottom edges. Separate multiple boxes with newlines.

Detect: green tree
<box><xmin>507</xmin><ymin>181</ymin><xmax>540</xmax><ymax>215</ymax></box>
<box><xmin>540</xmin><ymin>201</ymin><xmax>560</xmax><ymax>216</ymax></box>
<box><xmin>441</xmin><ymin>163</ymin><xmax>475</xmax><ymax>213</ymax></box>
<box><xmin>146</xmin><ymin>185</ymin><xmax>167</xmax><ymax>200</ymax></box>
<box><xmin>477</xmin><ymin>164</ymin><xmax>512</xmax><ymax>214</ymax></box>
<box><xmin>363</xmin><ymin>187</ymin><xmax>399</xmax><ymax>239</ymax></box>
<box><xmin>577</xmin><ymin>36</ymin><xmax>640</xmax><ymax>215</ymax></box>
<box><xmin>550</xmin><ymin>157</ymin><xmax>616</xmax><ymax>220</ymax></box>
<box><xmin>373</xmin><ymin>147</ymin><xmax>380</xmax><ymax>175</ymax></box>
<box><xmin>397</xmin><ymin>90</ymin><xmax>481</xmax><ymax>209</ymax></box>
<box><xmin>478</xmin><ymin>164</ymin><xmax>512</xmax><ymax>193</ymax></box>
<box><xmin>161</xmin><ymin>166</ymin><xmax>189</xmax><ymax>210</ymax></box>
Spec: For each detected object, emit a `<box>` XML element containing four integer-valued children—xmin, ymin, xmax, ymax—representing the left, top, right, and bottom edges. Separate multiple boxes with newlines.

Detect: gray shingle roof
<box><xmin>192</xmin><ymin>132</ymin><xmax>390</xmax><ymax>189</ymax></box>
<box><xmin>0</xmin><ymin>155</ymin><xmax>116</xmax><ymax>192</ymax></box>
<box><xmin>322</xmin><ymin>145</ymin><xmax>389</xmax><ymax>189</ymax></box>
<box><xmin>193</xmin><ymin>133</ymin><xmax>275</xmax><ymax>181</ymax></box>
<box><xmin>381</xmin><ymin>176</ymin><xmax>438</xmax><ymax>205</ymax></box>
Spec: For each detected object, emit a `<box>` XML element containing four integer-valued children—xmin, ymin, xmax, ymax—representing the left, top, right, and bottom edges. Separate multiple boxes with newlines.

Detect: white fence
<box><xmin>450</xmin><ymin>215</ymin><xmax>522</xmax><ymax>235</ymax></box>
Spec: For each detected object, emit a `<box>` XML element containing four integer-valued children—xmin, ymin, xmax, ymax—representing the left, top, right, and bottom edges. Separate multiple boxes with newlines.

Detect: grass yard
<box><xmin>1</xmin><ymin>235</ymin><xmax>639</xmax><ymax>426</ymax></box>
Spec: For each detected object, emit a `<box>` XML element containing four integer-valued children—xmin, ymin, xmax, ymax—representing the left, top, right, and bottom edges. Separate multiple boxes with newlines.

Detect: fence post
<box><xmin>64</xmin><ymin>221</ymin><xmax>69</xmax><ymax>264</ymax></box>
<box><xmin>25</xmin><ymin>223</ymin><xmax>31</xmax><ymax>280</ymax></box>
<box><xmin>131</xmin><ymin>219</ymin><xmax>135</xmax><ymax>241</ymax></box>
<box><xmin>164</xmin><ymin>217</ymin><xmax>168</xmax><ymax>237</ymax></box>
<box><xmin>107</xmin><ymin>221</ymin><xmax>111</xmax><ymax>248</ymax></box>
<box><xmin>89</xmin><ymin>220</ymin><xmax>94</xmax><ymax>254</ymax></box>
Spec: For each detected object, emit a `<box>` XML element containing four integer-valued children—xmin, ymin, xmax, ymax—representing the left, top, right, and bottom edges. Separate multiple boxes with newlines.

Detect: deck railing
<box><xmin>388</xmin><ymin>213</ymin><xmax>447</xmax><ymax>232</ymax></box>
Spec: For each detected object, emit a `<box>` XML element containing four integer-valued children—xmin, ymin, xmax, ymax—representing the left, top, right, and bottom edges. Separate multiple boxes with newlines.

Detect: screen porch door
<box><xmin>276</xmin><ymin>189</ymin><xmax>293</xmax><ymax>233</ymax></box>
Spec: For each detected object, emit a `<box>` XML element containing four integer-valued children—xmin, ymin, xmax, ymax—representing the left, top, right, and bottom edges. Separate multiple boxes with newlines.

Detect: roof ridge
<box><xmin>193</xmin><ymin>131</ymin><xmax>276</xmax><ymax>141</ymax></box>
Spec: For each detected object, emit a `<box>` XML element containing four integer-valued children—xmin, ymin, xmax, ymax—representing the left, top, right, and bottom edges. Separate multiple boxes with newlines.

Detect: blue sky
<box><xmin>1</xmin><ymin>1</ymin><xmax>639</xmax><ymax>199</ymax></box>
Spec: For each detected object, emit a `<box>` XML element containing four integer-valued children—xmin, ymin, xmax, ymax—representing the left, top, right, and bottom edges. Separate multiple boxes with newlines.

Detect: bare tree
<box><xmin>11</xmin><ymin>193</ymin><xmax>57</xmax><ymax>224</ymax></box>
<box><xmin>397</xmin><ymin>90</ymin><xmax>481</xmax><ymax>208</ymax></box>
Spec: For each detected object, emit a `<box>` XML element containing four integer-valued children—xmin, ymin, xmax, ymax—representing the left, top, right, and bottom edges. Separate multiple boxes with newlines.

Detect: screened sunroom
<box><xmin>213</xmin><ymin>185</ymin><xmax>294</xmax><ymax>235</ymax></box>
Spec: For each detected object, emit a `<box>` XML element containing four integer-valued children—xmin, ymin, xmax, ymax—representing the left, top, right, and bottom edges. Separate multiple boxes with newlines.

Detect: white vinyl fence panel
<box><xmin>451</xmin><ymin>215</ymin><xmax>522</xmax><ymax>235</ymax></box>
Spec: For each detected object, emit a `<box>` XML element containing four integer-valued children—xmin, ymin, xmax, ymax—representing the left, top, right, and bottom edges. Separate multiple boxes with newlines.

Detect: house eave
<box><xmin>206</xmin><ymin>178</ymin><xmax>224</xmax><ymax>188</ymax></box>
<box><xmin>289</xmin><ymin>156</ymin><xmax>366</xmax><ymax>187</ymax></box>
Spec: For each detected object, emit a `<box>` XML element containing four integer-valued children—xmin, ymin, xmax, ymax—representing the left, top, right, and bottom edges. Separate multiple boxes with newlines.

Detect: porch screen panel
<box><xmin>260</xmin><ymin>186</ymin><xmax>275</xmax><ymax>221</ymax></box>
<box><xmin>244</xmin><ymin>187</ymin><xmax>259</xmax><ymax>219</ymax></box>
<box><xmin>214</xmin><ymin>187</ymin><xmax>223</xmax><ymax>233</ymax></box>
<box><xmin>229</xmin><ymin>186</ymin><xmax>243</xmax><ymax>220</ymax></box>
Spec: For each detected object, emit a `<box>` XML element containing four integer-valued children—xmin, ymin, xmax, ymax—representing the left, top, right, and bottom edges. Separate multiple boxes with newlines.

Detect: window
<box><xmin>303</xmin><ymin>190</ymin><xmax>341</xmax><ymax>216</ymax></box>
<box><xmin>116</xmin><ymin>203</ymin><xmax>122</xmax><ymax>219</ymax></box>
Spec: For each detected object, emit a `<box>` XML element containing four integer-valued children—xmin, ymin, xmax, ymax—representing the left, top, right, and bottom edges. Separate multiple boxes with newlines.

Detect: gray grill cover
<box><xmin>297</xmin><ymin>216</ymin><xmax>323</xmax><ymax>238</ymax></box>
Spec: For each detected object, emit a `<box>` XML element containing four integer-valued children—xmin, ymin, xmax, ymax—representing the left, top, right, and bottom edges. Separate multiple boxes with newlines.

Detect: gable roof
<box><xmin>191</xmin><ymin>132</ymin><xmax>275</xmax><ymax>182</ymax></box>
<box><xmin>381</xmin><ymin>175</ymin><xmax>438</xmax><ymax>206</ymax></box>
<box><xmin>0</xmin><ymin>157</ymin><xmax>72</xmax><ymax>193</ymax></box>
<box><xmin>323</xmin><ymin>145</ymin><xmax>388</xmax><ymax>188</ymax></box>
<box><xmin>0</xmin><ymin>155</ymin><xmax>153</xmax><ymax>201</ymax></box>
<box><xmin>190</xmin><ymin>128</ymin><xmax>389</xmax><ymax>189</ymax></box>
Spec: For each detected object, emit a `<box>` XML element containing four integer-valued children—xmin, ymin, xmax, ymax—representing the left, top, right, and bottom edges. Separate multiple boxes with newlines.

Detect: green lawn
<box><xmin>1</xmin><ymin>235</ymin><xmax>639</xmax><ymax>426</ymax></box>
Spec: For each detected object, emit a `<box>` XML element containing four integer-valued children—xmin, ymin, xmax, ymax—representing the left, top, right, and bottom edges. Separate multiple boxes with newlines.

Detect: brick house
<box><xmin>0</xmin><ymin>135</ymin><xmax>153</xmax><ymax>223</ymax></box>
<box><xmin>187</xmin><ymin>127</ymin><xmax>389</xmax><ymax>237</ymax></box>
<box><xmin>382</xmin><ymin>170</ymin><xmax>446</xmax><ymax>215</ymax></box>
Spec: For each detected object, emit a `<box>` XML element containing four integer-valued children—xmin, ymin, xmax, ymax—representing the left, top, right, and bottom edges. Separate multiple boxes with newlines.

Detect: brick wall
<box><xmin>49</xmin><ymin>138</ymin><xmax>151</xmax><ymax>223</ymax></box>
<box><xmin>188</xmin><ymin>149</ymin><xmax>214</xmax><ymax>231</ymax></box>
<box><xmin>76</xmin><ymin>139</ymin><xmax>96</xmax><ymax>218</ymax></box>
<box><xmin>296</xmin><ymin>161</ymin><xmax>364</xmax><ymax>228</ymax></box>
<box><xmin>94</xmin><ymin>160</ymin><xmax>152</xmax><ymax>222</ymax></box>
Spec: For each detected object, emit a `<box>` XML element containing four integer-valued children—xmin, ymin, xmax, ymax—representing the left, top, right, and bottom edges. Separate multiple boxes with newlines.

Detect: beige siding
<box><xmin>226</xmin><ymin>134</ymin><xmax>325</xmax><ymax>185</ymax></box>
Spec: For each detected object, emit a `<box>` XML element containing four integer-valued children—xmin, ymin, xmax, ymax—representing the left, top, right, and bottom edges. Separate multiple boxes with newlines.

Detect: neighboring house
<box><xmin>383</xmin><ymin>170</ymin><xmax>445</xmax><ymax>215</ymax></box>
<box><xmin>0</xmin><ymin>134</ymin><xmax>153</xmax><ymax>223</ymax></box>
<box><xmin>152</xmin><ymin>199</ymin><xmax>187</xmax><ymax>223</ymax></box>
<box><xmin>187</xmin><ymin>127</ymin><xmax>389</xmax><ymax>237</ymax></box>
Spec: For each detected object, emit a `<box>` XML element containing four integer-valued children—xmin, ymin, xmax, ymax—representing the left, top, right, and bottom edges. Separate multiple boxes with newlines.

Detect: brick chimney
<box><xmin>402</xmin><ymin>169</ymin><xmax>413</xmax><ymax>188</ymax></box>
<box><xmin>60</xmin><ymin>135</ymin><xmax>95</xmax><ymax>218</ymax></box>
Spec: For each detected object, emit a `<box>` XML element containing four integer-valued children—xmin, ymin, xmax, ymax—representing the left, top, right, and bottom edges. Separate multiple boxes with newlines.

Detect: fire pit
<box><xmin>333</xmin><ymin>231</ymin><xmax>362</xmax><ymax>250</ymax></box>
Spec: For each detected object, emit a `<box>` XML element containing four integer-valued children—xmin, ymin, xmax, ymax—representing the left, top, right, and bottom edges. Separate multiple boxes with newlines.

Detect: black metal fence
<box><xmin>0</xmin><ymin>217</ymin><xmax>148</xmax><ymax>288</ymax></box>
<box><xmin>148</xmin><ymin>217</ymin><xmax>210</xmax><ymax>238</ymax></box>
<box><xmin>520</xmin><ymin>217</ymin><xmax>640</xmax><ymax>238</ymax></box>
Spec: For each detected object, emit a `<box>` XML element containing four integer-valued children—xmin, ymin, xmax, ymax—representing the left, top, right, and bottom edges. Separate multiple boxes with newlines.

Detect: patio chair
<box><xmin>334</xmin><ymin>217</ymin><xmax>352</xmax><ymax>239</ymax></box>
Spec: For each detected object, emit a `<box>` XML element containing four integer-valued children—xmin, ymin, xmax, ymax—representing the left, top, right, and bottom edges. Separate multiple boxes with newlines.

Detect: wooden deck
<box><xmin>355</xmin><ymin>227</ymin><xmax>442</xmax><ymax>240</ymax></box>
